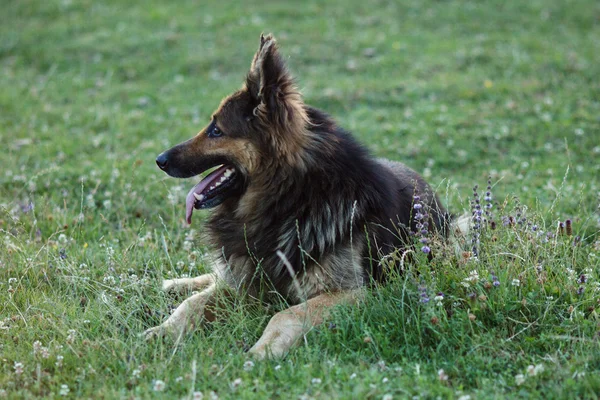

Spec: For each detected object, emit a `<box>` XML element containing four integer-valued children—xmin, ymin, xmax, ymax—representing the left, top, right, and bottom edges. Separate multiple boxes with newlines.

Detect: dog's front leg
<box><xmin>248</xmin><ymin>289</ymin><xmax>363</xmax><ymax>359</ymax></box>
<box><xmin>161</xmin><ymin>273</ymin><xmax>216</xmax><ymax>294</ymax></box>
<box><xmin>144</xmin><ymin>283</ymin><xmax>217</xmax><ymax>342</ymax></box>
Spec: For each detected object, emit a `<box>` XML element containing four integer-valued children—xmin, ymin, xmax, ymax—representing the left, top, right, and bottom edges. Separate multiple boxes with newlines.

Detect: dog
<box><xmin>147</xmin><ymin>34</ymin><xmax>449</xmax><ymax>358</ymax></box>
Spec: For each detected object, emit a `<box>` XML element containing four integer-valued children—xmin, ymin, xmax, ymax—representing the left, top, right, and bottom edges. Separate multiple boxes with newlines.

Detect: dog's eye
<box><xmin>207</xmin><ymin>123</ymin><xmax>223</xmax><ymax>138</ymax></box>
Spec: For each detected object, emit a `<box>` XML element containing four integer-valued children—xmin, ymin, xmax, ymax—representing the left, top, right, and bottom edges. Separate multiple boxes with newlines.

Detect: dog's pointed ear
<box><xmin>246</xmin><ymin>34</ymin><xmax>304</xmax><ymax>125</ymax></box>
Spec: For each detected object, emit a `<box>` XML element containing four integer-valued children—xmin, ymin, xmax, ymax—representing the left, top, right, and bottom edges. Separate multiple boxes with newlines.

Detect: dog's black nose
<box><xmin>156</xmin><ymin>152</ymin><xmax>169</xmax><ymax>170</ymax></box>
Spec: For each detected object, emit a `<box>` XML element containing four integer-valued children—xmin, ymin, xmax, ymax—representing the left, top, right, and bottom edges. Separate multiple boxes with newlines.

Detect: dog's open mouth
<box><xmin>185</xmin><ymin>164</ymin><xmax>240</xmax><ymax>224</ymax></box>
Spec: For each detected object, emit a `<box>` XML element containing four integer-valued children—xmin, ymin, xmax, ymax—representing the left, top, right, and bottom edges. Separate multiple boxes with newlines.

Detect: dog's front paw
<box><xmin>143</xmin><ymin>325</ymin><xmax>165</xmax><ymax>341</ymax></box>
<box><xmin>247</xmin><ymin>341</ymin><xmax>287</xmax><ymax>360</ymax></box>
<box><xmin>161</xmin><ymin>279</ymin><xmax>176</xmax><ymax>292</ymax></box>
<box><xmin>143</xmin><ymin>323</ymin><xmax>185</xmax><ymax>342</ymax></box>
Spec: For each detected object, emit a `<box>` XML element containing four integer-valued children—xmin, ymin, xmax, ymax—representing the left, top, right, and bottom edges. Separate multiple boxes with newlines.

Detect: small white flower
<box><xmin>59</xmin><ymin>384</ymin><xmax>69</xmax><ymax>396</ymax></box>
<box><xmin>14</xmin><ymin>362</ymin><xmax>24</xmax><ymax>375</ymax></box>
<box><xmin>511</xmin><ymin>279</ymin><xmax>521</xmax><ymax>287</ymax></box>
<box><xmin>382</xmin><ymin>377</ymin><xmax>389</xmax><ymax>383</ymax></box>
<box><xmin>66</xmin><ymin>329</ymin><xmax>77</xmax><ymax>344</ymax></box>
<box><xmin>243</xmin><ymin>360</ymin><xmax>254</xmax><ymax>371</ymax></box>
<box><xmin>527</xmin><ymin>364</ymin><xmax>544</xmax><ymax>376</ymax></box>
<box><xmin>209</xmin><ymin>391</ymin><xmax>219</xmax><ymax>400</ymax></box>
<box><xmin>55</xmin><ymin>355</ymin><xmax>64</xmax><ymax>368</ymax></box>
<box><xmin>349</xmin><ymin>373</ymin><xmax>357</xmax><ymax>380</ymax></box>
<box><xmin>33</xmin><ymin>340</ymin><xmax>42</xmax><ymax>354</ymax></box>
<box><xmin>438</xmin><ymin>369</ymin><xmax>448</xmax><ymax>382</ymax></box>
<box><xmin>41</xmin><ymin>347</ymin><xmax>50</xmax><ymax>359</ymax></box>
<box><xmin>457</xmin><ymin>396</ymin><xmax>471</xmax><ymax>400</ymax></box>
<box><xmin>515</xmin><ymin>374</ymin><xmax>525</xmax><ymax>386</ymax></box>
<box><xmin>230</xmin><ymin>378</ymin><xmax>243</xmax><ymax>389</ymax></box>
<box><xmin>311</xmin><ymin>378</ymin><xmax>322</xmax><ymax>385</ymax></box>
<box><xmin>383</xmin><ymin>394</ymin><xmax>393</xmax><ymax>400</ymax></box>
<box><xmin>274</xmin><ymin>364</ymin><xmax>281</xmax><ymax>371</ymax></box>
<box><xmin>131</xmin><ymin>369</ymin><xmax>141</xmax><ymax>379</ymax></box>
<box><xmin>465</xmin><ymin>270</ymin><xmax>480</xmax><ymax>283</ymax></box>
<box><xmin>192</xmin><ymin>392</ymin><xmax>204</xmax><ymax>400</ymax></box>
<box><xmin>175</xmin><ymin>376</ymin><xmax>183</xmax><ymax>383</ymax></box>
<box><xmin>153</xmin><ymin>379</ymin><xmax>166</xmax><ymax>392</ymax></box>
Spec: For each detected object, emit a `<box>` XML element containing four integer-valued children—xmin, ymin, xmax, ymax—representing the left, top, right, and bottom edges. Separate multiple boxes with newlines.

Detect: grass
<box><xmin>1</xmin><ymin>0</ymin><xmax>599</xmax><ymax>398</ymax></box>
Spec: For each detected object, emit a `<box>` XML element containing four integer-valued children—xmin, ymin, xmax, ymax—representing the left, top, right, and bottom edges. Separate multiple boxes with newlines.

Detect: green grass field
<box><xmin>1</xmin><ymin>0</ymin><xmax>600</xmax><ymax>398</ymax></box>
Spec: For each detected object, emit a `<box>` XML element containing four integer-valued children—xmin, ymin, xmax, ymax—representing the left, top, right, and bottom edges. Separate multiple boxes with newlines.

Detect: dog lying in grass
<box><xmin>147</xmin><ymin>34</ymin><xmax>449</xmax><ymax>358</ymax></box>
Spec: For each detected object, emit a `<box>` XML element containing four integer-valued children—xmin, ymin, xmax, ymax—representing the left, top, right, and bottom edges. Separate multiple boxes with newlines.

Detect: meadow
<box><xmin>1</xmin><ymin>0</ymin><xmax>599</xmax><ymax>398</ymax></box>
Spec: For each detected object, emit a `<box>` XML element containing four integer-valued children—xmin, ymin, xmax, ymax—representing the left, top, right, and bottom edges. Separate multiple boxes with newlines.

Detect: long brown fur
<box><xmin>148</xmin><ymin>34</ymin><xmax>449</xmax><ymax>358</ymax></box>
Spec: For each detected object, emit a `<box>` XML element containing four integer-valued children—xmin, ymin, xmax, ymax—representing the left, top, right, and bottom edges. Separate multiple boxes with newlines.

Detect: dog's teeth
<box><xmin>224</xmin><ymin>169</ymin><xmax>233</xmax><ymax>177</ymax></box>
<box><xmin>210</xmin><ymin>186</ymin><xmax>215</xmax><ymax>190</ymax></box>
<box><xmin>215</xmin><ymin>181</ymin><xmax>221</xmax><ymax>187</ymax></box>
<box><xmin>193</xmin><ymin>193</ymin><xmax>204</xmax><ymax>201</ymax></box>
<box><xmin>220</xmin><ymin>176</ymin><xmax>227</xmax><ymax>182</ymax></box>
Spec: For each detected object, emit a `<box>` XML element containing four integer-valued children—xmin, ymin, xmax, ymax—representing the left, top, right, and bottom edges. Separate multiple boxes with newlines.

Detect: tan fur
<box><xmin>162</xmin><ymin>273</ymin><xmax>216</xmax><ymax>293</ymax></box>
<box><xmin>248</xmin><ymin>289</ymin><xmax>364</xmax><ymax>359</ymax></box>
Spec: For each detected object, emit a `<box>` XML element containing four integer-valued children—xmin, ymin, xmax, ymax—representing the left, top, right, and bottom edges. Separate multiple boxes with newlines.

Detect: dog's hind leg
<box><xmin>248</xmin><ymin>289</ymin><xmax>363</xmax><ymax>359</ymax></box>
<box><xmin>162</xmin><ymin>273</ymin><xmax>216</xmax><ymax>294</ymax></box>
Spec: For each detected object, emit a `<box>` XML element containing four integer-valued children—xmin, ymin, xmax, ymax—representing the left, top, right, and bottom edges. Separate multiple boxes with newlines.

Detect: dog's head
<box><xmin>156</xmin><ymin>34</ymin><xmax>309</xmax><ymax>224</ymax></box>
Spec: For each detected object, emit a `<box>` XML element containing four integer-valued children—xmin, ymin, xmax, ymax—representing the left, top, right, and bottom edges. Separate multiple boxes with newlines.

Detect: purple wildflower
<box><xmin>413</xmin><ymin>192</ymin><xmax>430</xmax><ymax>255</ymax></box>
<box><xmin>419</xmin><ymin>286</ymin><xmax>430</xmax><ymax>303</ymax></box>
<box><xmin>484</xmin><ymin>177</ymin><xmax>494</xmax><ymax>226</ymax></box>
<box><xmin>491</xmin><ymin>272</ymin><xmax>500</xmax><ymax>287</ymax></box>
<box><xmin>471</xmin><ymin>185</ymin><xmax>481</xmax><ymax>258</ymax></box>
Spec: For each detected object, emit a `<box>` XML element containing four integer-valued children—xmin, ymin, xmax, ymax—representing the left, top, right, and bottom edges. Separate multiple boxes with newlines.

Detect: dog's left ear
<box><xmin>246</xmin><ymin>34</ymin><xmax>304</xmax><ymax>126</ymax></box>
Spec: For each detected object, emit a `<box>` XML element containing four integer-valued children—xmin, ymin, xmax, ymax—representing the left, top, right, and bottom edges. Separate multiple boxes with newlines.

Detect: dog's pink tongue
<box><xmin>185</xmin><ymin>165</ymin><xmax>228</xmax><ymax>224</ymax></box>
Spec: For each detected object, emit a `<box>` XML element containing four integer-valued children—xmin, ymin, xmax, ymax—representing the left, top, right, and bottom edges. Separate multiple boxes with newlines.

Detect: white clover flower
<box><xmin>153</xmin><ymin>379</ymin><xmax>166</xmax><ymax>392</ymax></box>
<box><xmin>193</xmin><ymin>392</ymin><xmax>204</xmax><ymax>400</ymax></box>
<box><xmin>230</xmin><ymin>378</ymin><xmax>242</xmax><ymax>389</ymax></box>
<box><xmin>33</xmin><ymin>340</ymin><xmax>42</xmax><ymax>354</ymax></box>
<box><xmin>59</xmin><ymin>384</ymin><xmax>69</xmax><ymax>396</ymax></box>
<box><xmin>14</xmin><ymin>362</ymin><xmax>24</xmax><ymax>375</ymax></box>
<box><xmin>438</xmin><ymin>369</ymin><xmax>448</xmax><ymax>382</ymax></box>
<box><xmin>243</xmin><ymin>360</ymin><xmax>254</xmax><ymax>371</ymax></box>
<box><xmin>511</xmin><ymin>279</ymin><xmax>521</xmax><ymax>287</ymax></box>
<box><xmin>41</xmin><ymin>347</ymin><xmax>50</xmax><ymax>359</ymax></box>
<box><xmin>66</xmin><ymin>329</ymin><xmax>77</xmax><ymax>344</ymax></box>
<box><xmin>515</xmin><ymin>374</ymin><xmax>525</xmax><ymax>386</ymax></box>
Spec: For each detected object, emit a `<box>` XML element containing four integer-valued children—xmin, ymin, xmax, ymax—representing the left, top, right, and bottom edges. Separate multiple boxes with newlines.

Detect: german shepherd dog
<box><xmin>148</xmin><ymin>34</ymin><xmax>449</xmax><ymax>358</ymax></box>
